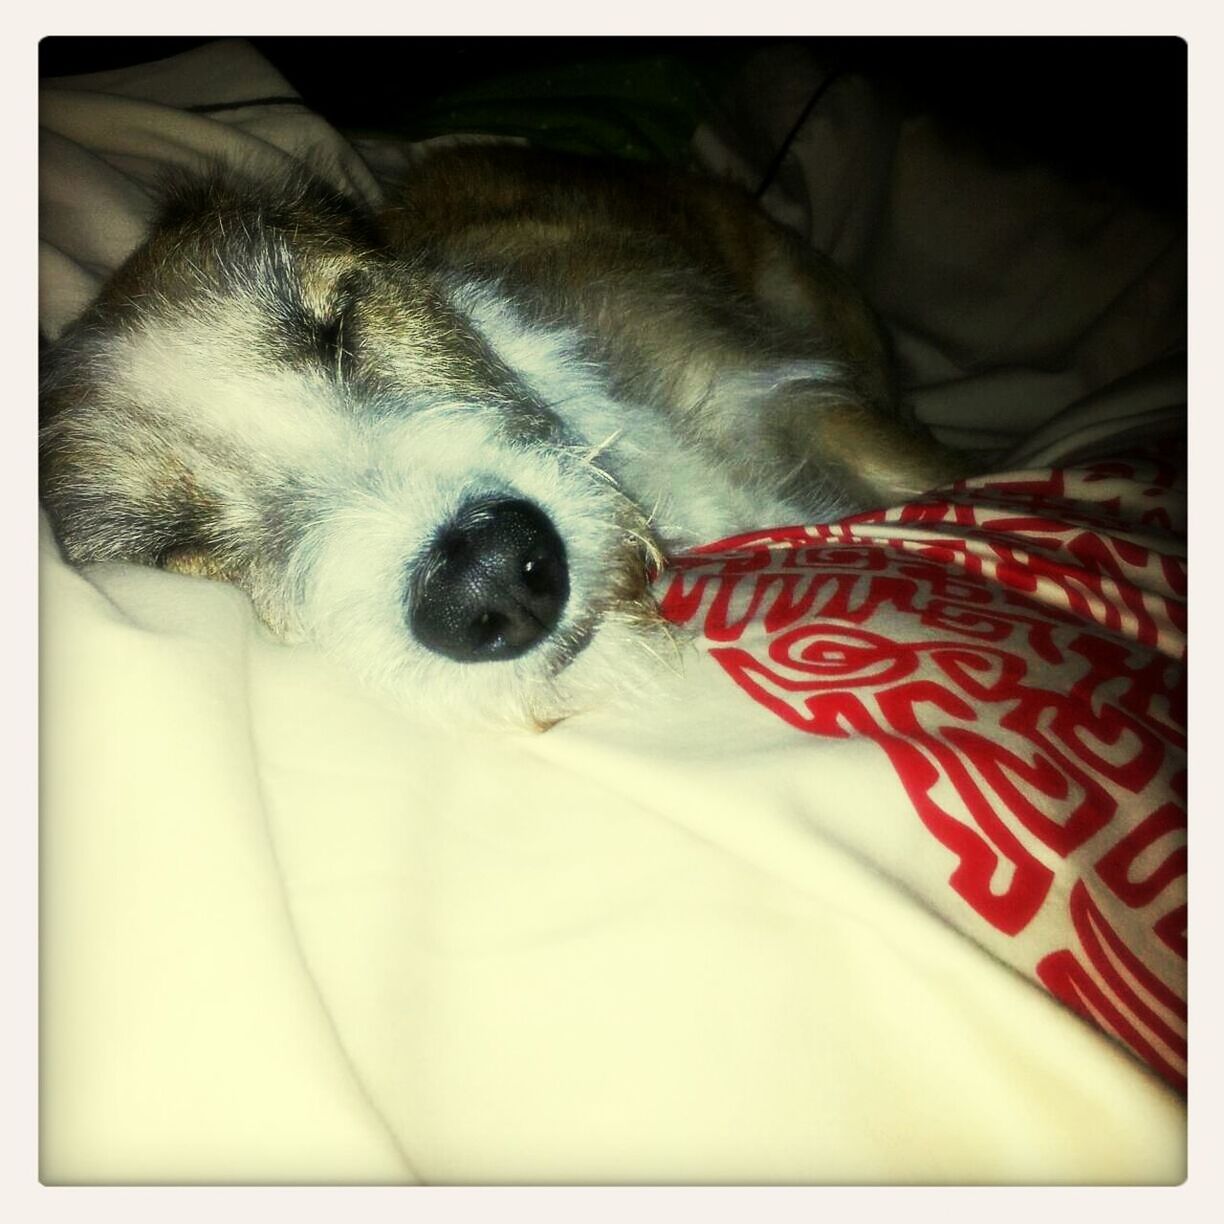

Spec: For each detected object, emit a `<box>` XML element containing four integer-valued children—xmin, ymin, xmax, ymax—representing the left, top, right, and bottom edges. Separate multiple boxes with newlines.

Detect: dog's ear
<box><xmin>38</xmin><ymin>344</ymin><xmax>213</xmax><ymax>571</ymax></box>
<box><xmin>39</xmin><ymin>330</ymin><xmax>86</xmax><ymax>427</ymax></box>
<box><xmin>157</xmin><ymin>544</ymin><xmax>242</xmax><ymax>583</ymax></box>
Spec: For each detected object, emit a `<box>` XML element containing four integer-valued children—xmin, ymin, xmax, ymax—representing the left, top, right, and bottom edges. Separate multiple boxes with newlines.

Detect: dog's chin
<box><xmin>514</xmin><ymin>604</ymin><xmax>685</xmax><ymax>732</ymax></box>
<box><xmin>479</xmin><ymin>531</ymin><xmax>674</xmax><ymax>731</ymax></box>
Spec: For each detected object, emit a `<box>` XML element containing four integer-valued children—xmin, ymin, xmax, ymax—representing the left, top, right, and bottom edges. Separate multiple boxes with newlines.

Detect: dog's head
<box><xmin>40</xmin><ymin>169</ymin><xmax>669</xmax><ymax>728</ymax></box>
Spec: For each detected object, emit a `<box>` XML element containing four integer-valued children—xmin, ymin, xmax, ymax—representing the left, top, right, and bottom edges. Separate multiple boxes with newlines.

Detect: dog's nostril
<box><xmin>521</xmin><ymin>553</ymin><xmax>560</xmax><ymax>595</ymax></box>
<box><xmin>471</xmin><ymin>609</ymin><xmax>509</xmax><ymax>648</ymax></box>
<box><xmin>408</xmin><ymin>497</ymin><xmax>570</xmax><ymax>663</ymax></box>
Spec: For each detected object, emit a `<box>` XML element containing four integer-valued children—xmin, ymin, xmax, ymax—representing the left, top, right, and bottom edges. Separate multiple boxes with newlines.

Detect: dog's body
<box><xmin>40</xmin><ymin>146</ymin><xmax>963</xmax><ymax>727</ymax></box>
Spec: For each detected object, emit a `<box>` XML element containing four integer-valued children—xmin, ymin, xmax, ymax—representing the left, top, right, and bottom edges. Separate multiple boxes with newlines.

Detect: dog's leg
<box><xmin>775</xmin><ymin>393</ymin><xmax>969</xmax><ymax>506</ymax></box>
<box><xmin>572</xmin><ymin>263</ymin><xmax>968</xmax><ymax>513</ymax></box>
<box><xmin>719</xmin><ymin>208</ymin><xmax>971</xmax><ymax>506</ymax></box>
<box><xmin>700</xmin><ymin>368</ymin><xmax>967</xmax><ymax>513</ymax></box>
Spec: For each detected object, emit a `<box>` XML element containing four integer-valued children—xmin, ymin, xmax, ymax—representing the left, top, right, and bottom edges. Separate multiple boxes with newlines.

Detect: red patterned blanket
<box><xmin>659</xmin><ymin>460</ymin><xmax>1187</xmax><ymax>1091</ymax></box>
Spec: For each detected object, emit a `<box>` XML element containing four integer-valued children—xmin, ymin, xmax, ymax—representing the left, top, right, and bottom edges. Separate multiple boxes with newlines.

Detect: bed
<box><xmin>38</xmin><ymin>38</ymin><xmax>1187</xmax><ymax>1184</ymax></box>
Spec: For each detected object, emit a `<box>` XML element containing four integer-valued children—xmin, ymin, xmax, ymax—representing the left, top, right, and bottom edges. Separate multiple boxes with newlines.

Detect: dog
<box><xmin>39</xmin><ymin>145</ymin><xmax>965</xmax><ymax>729</ymax></box>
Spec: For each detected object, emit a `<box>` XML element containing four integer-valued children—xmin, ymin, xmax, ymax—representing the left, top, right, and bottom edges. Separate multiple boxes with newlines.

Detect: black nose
<box><xmin>407</xmin><ymin>497</ymin><xmax>570</xmax><ymax>662</ymax></box>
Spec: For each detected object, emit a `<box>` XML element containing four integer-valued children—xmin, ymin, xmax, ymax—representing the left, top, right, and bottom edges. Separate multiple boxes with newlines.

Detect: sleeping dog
<box><xmin>39</xmin><ymin>146</ymin><xmax>964</xmax><ymax>728</ymax></box>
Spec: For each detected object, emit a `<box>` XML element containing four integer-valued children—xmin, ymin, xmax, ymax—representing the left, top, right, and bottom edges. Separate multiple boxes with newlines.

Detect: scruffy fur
<box><xmin>40</xmin><ymin>146</ymin><xmax>964</xmax><ymax>728</ymax></box>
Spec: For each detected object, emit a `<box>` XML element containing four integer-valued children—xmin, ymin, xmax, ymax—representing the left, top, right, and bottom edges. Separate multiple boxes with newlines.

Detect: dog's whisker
<box><xmin>643</xmin><ymin>644</ymin><xmax>685</xmax><ymax>680</ymax></box>
<box><xmin>580</xmin><ymin>429</ymin><xmax>624</xmax><ymax>465</ymax></box>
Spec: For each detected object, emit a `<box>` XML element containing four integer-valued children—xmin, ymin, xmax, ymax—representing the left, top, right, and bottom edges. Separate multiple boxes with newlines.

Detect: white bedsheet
<box><xmin>38</xmin><ymin>39</ymin><xmax>1187</xmax><ymax>1184</ymax></box>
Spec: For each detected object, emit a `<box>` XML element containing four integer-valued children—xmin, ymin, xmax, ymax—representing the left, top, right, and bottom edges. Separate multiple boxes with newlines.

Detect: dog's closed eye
<box><xmin>316</xmin><ymin>309</ymin><xmax>353</xmax><ymax>378</ymax></box>
<box><xmin>315</xmin><ymin>281</ymin><xmax>360</xmax><ymax>380</ymax></box>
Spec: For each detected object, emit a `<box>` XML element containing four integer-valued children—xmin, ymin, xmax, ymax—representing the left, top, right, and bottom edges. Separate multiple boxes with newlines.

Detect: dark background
<box><xmin>39</xmin><ymin>36</ymin><xmax>1187</xmax><ymax>214</ymax></box>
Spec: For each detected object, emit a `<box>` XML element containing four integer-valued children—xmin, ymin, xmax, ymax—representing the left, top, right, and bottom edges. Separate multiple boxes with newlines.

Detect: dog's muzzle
<box><xmin>407</xmin><ymin>496</ymin><xmax>570</xmax><ymax>662</ymax></box>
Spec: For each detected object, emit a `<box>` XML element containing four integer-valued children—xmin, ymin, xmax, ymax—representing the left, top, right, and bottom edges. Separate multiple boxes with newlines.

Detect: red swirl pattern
<box><xmin>657</xmin><ymin>460</ymin><xmax>1187</xmax><ymax>1091</ymax></box>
